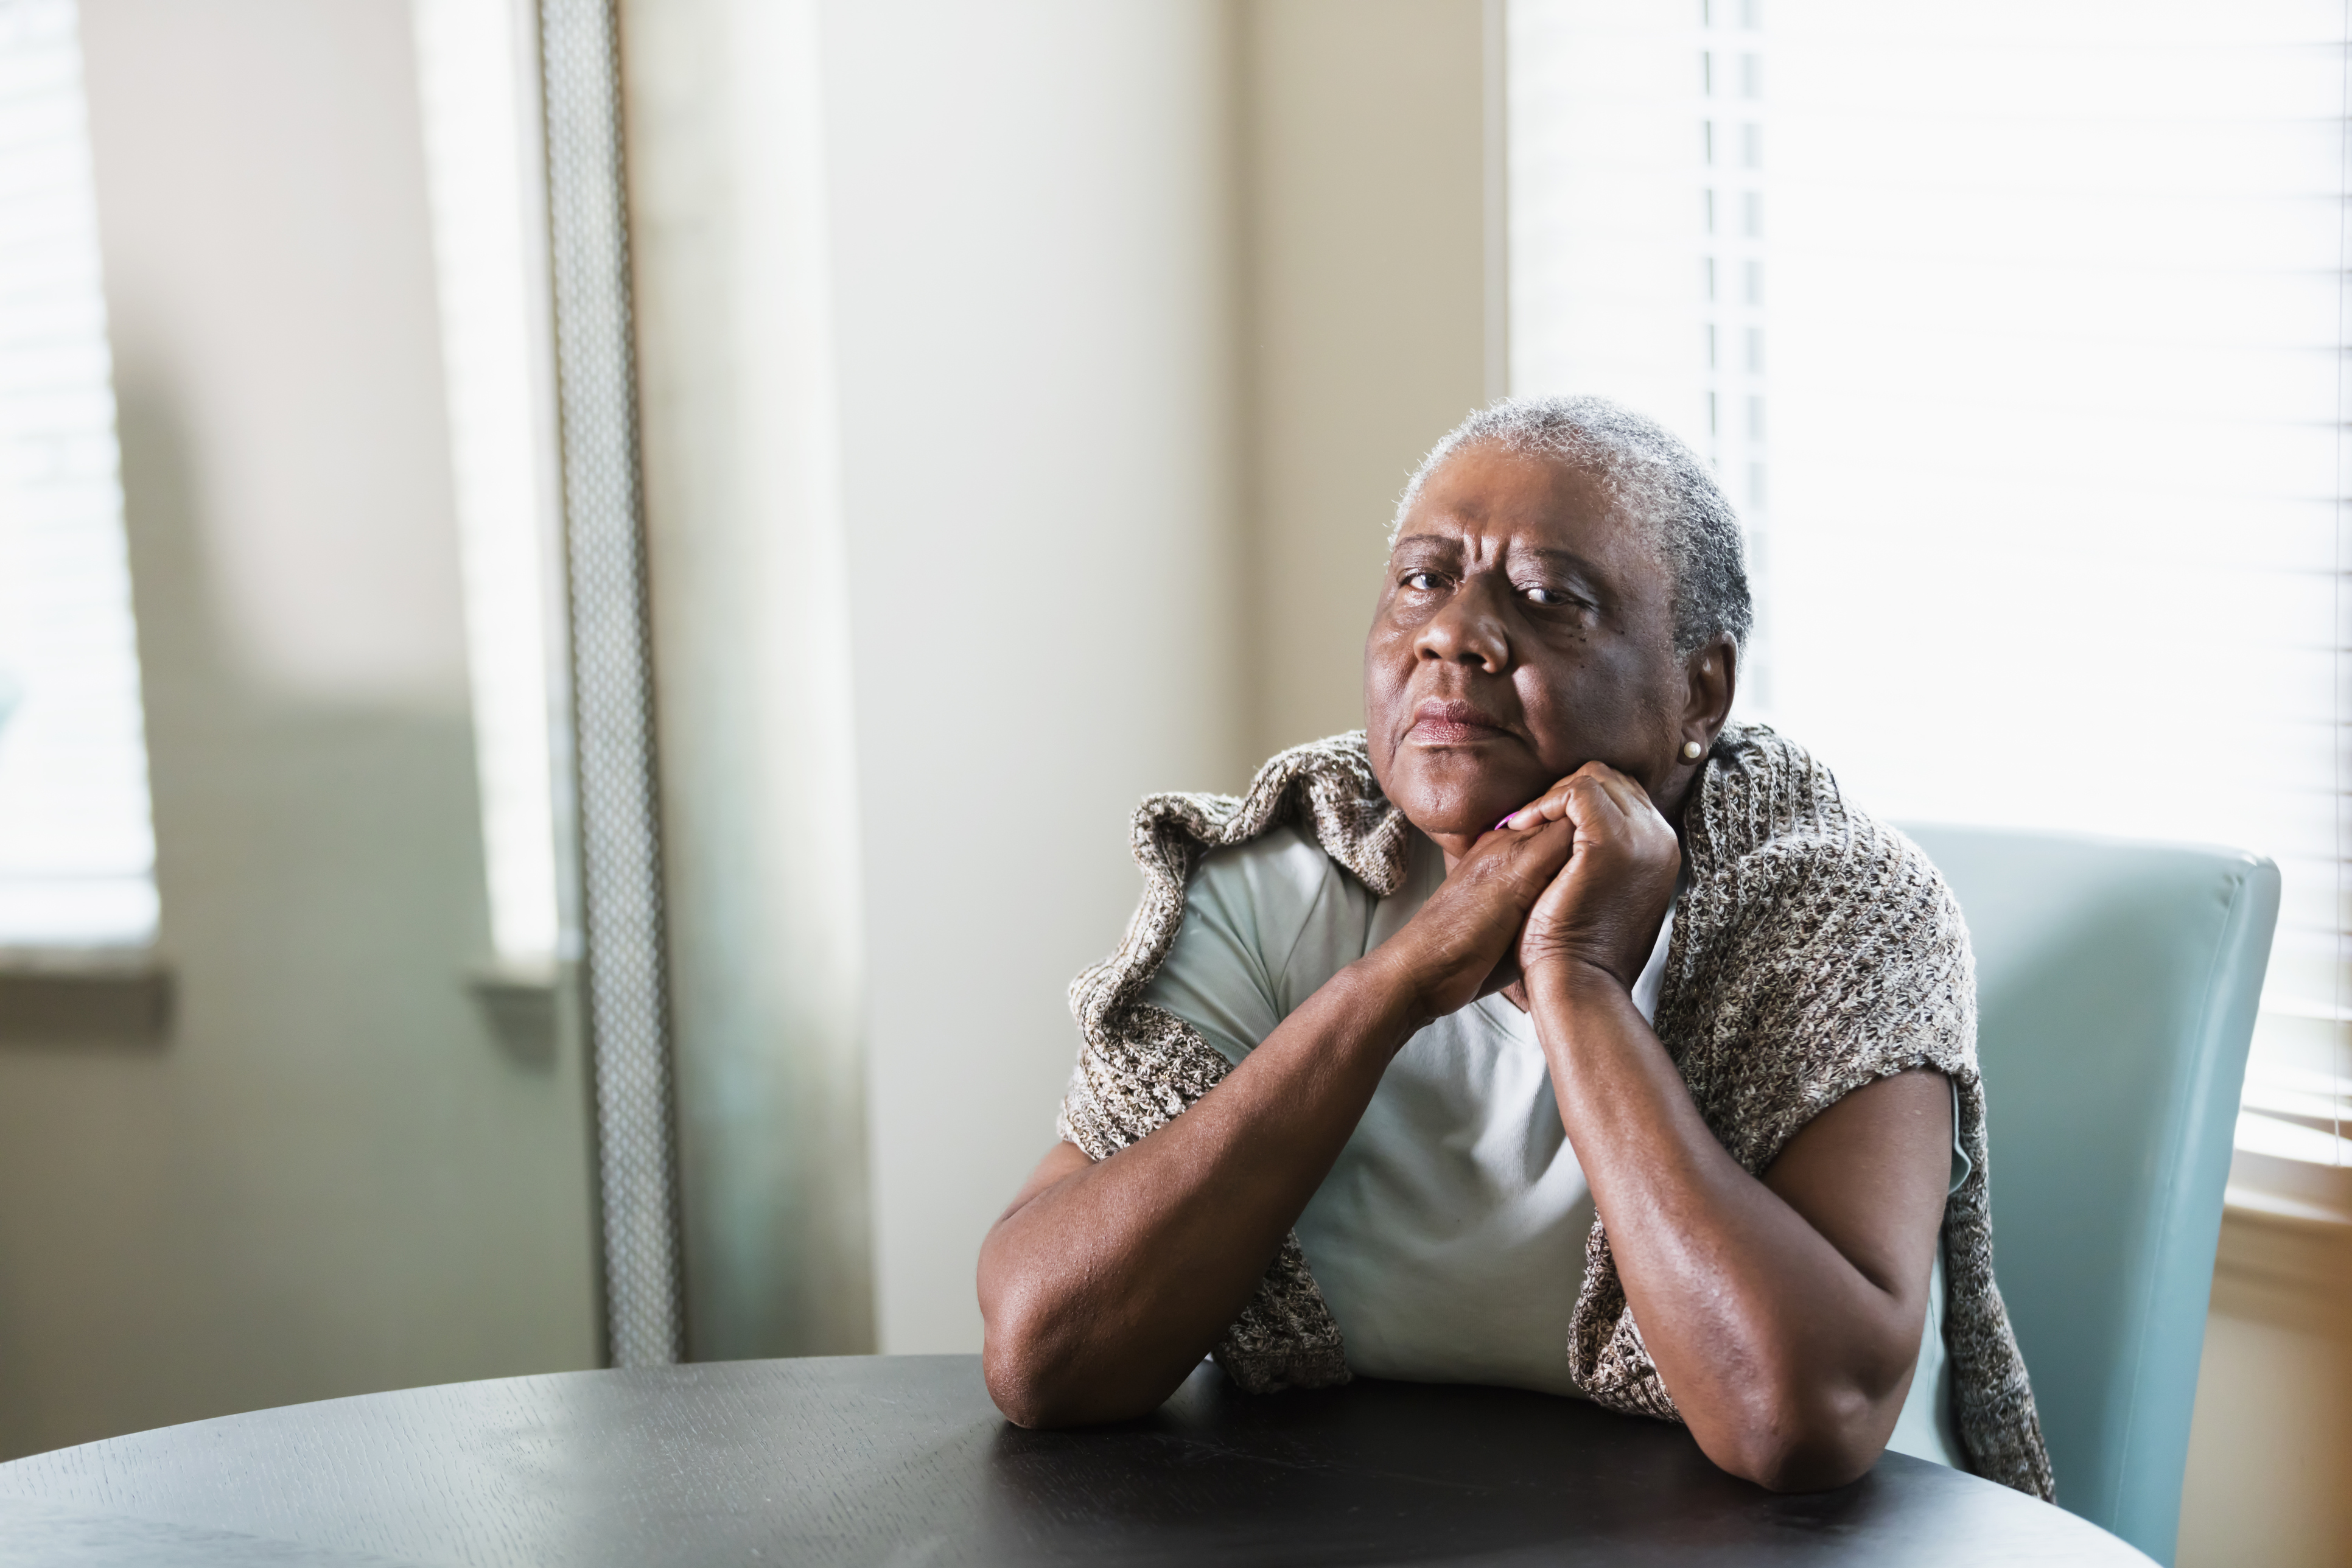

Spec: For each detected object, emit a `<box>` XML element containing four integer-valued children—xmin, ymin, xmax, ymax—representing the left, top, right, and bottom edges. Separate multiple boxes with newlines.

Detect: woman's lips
<box><xmin>1409</xmin><ymin>699</ymin><xmax>1511</xmax><ymax>745</ymax></box>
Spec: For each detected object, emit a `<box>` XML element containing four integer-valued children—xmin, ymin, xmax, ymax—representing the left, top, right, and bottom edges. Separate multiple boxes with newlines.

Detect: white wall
<box><xmin>822</xmin><ymin>0</ymin><xmax>1250</xmax><ymax>1354</ymax></box>
<box><xmin>1239</xmin><ymin>0</ymin><xmax>1491</xmax><ymax>758</ymax></box>
<box><xmin>0</xmin><ymin>0</ymin><xmax>598</xmax><ymax>1459</ymax></box>
<box><xmin>797</xmin><ymin>0</ymin><xmax>1495</xmax><ymax>1357</ymax></box>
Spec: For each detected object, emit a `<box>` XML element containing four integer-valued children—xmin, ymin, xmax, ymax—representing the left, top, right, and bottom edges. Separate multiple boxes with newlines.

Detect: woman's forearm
<box><xmin>1528</xmin><ymin>965</ymin><xmax>1929</xmax><ymax>1490</ymax></box>
<box><xmin>978</xmin><ymin>954</ymin><xmax>1424</xmax><ymax>1427</ymax></box>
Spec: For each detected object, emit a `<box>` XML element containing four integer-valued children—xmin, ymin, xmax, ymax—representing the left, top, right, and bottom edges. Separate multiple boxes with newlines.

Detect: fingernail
<box><xmin>1495</xmin><ymin>814</ymin><xmax>1519</xmax><ymax>831</ymax></box>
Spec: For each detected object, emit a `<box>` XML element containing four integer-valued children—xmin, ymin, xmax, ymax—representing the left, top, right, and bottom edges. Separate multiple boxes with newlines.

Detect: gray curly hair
<box><xmin>1390</xmin><ymin>395</ymin><xmax>1753</xmax><ymax>658</ymax></box>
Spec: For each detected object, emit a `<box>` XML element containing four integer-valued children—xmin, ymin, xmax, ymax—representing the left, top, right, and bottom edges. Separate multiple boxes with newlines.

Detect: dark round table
<box><xmin>0</xmin><ymin>1354</ymin><xmax>2148</xmax><ymax>1566</ymax></box>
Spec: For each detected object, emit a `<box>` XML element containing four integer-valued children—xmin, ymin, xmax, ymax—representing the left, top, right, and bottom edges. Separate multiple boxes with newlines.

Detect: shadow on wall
<box><xmin>0</xmin><ymin>381</ymin><xmax>598</xmax><ymax>1460</ymax></box>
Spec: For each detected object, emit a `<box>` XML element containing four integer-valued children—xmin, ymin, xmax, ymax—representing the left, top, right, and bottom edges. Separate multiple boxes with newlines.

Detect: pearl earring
<box><xmin>1681</xmin><ymin>740</ymin><xmax>1704</xmax><ymax>761</ymax></box>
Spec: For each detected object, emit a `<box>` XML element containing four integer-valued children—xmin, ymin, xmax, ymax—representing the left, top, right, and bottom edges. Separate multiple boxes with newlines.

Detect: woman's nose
<box><xmin>1415</xmin><ymin>579</ymin><xmax>1509</xmax><ymax>673</ymax></box>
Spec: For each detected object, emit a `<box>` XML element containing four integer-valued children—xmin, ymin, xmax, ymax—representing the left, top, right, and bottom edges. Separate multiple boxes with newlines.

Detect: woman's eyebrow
<box><xmin>1516</xmin><ymin>545</ymin><xmax>1605</xmax><ymax>580</ymax></box>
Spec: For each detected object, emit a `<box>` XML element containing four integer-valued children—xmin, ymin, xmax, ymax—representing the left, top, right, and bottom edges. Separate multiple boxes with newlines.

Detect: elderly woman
<box><xmin>976</xmin><ymin>397</ymin><xmax>2052</xmax><ymax>1498</ymax></box>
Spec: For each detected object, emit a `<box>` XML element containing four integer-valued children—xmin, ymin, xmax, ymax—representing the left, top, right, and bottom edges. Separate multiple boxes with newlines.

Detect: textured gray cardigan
<box><xmin>1057</xmin><ymin>722</ymin><xmax>2055</xmax><ymax>1500</ymax></box>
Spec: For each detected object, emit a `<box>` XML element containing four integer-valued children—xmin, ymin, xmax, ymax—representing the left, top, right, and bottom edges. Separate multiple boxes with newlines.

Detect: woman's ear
<box><xmin>1681</xmin><ymin>635</ymin><xmax>1738</xmax><ymax>751</ymax></box>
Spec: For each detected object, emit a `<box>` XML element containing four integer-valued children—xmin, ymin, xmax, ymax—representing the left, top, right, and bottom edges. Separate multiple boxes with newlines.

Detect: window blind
<box><xmin>0</xmin><ymin>0</ymin><xmax>157</xmax><ymax>949</ymax></box>
<box><xmin>1509</xmin><ymin>0</ymin><xmax>2351</xmax><ymax>1197</ymax></box>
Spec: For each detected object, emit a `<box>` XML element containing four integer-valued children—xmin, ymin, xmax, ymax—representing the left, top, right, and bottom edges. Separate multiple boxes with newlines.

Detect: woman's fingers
<box><xmin>1480</xmin><ymin>811</ymin><xmax>1578</xmax><ymax>897</ymax></box>
<box><xmin>1501</xmin><ymin>761</ymin><xmax>1646</xmax><ymax>833</ymax></box>
<box><xmin>1500</xmin><ymin>782</ymin><xmax>1573</xmax><ymax>831</ymax></box>
<box><xmin>1512</xmin><ymin>761</ymin><xmax>1683</xmax><ymax>990</ymax></box>
<box><xmin>1391</xmin><ymin>814</ymin><xmax>1582</xmax><ymax>1020</ymax></box>
<box><xmin>1499</xmin><ymin>800</ymin><xmax>1552</xmax><ymax>831</ymax></box>
<box><xmin>1454</xmin><ymin>821</ymin><xmax>1581</xmax><ymax>948</ymax></box>
<box><xmin>1586</xmin><ymin>768</ymin><xmax>1653</xmax><ymax>828</ymax></box>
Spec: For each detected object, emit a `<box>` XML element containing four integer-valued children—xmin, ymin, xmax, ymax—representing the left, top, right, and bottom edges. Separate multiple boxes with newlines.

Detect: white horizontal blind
<box><xmin>1510</xmin><ymin>0</ymin><xmax>2351</xmax><ymax>1182</ymax></box>
<box><xmin>1510</xmin><ymin>0</ymin><xmax>1780</xmax><ymax>703</ymax></box>
<box><xmin>0</xmin><ymin>0</ymin><xmax>157</xmax><ymax>948</ymax></box>
<box><xmin>412</xmin><ymin>0</ymin><xmax>562</xmax><ymax>967</ymax></box>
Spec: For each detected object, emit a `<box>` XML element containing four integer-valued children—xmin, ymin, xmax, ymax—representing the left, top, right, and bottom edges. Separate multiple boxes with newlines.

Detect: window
<box><xmin>1511</xmin><ymin>0</ymin><xmax>2350</xmax><ymax>1186</ymax></box>
<box><xmin>0</xmin><ymin>0</ymin><xmax>158</xmax><ymax>950</ymax></box>
<box><xmin>0</xmin><ymin>0</ymin><xmax>561</xmax><ymax>971</ymax></box>
<box><xmin>413</xmin><ymin>0</ymin><xmax>563</xmax><ymax>971</ymax></box>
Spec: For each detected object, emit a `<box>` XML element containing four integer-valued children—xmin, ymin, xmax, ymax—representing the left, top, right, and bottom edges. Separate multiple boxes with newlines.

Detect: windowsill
<box><xmin>2225</xmin><ymin>1184</ymin><xmax>2351</xmax><ymax>1230</ymax></box>
<box><xmin>2225</xmin><ymin>1147</ymin><xmax>2352</xmax><ymax>1227</ymax></box>
<box><xmin>0</xmin><ymin>948</ymin><xmax>172</xmax><ymax>1043</ymax></box>
<box><xmin>467</xmin><ymin>956</ymin><xmax>560</xmax><ymax>1065</ymax></box>
<box><xmin>2217</xmin><ymin>1161</ymin><xmax>2350</xmax><ymax>1330</ymax></box>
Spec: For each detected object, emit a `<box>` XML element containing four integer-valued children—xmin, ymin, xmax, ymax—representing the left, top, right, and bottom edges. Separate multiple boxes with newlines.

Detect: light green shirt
<box><xmin>1142</xmin><ymin>824</ymin><xmax>1966</xmax><ymax>1469</ymax></box>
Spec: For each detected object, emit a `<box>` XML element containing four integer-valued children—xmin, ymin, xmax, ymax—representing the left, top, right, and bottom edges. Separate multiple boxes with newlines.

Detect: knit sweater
<box><xmin>1057</xmin><ymin>722</ymin><xmax>2055</xmax><ymax>1500</ymax></box>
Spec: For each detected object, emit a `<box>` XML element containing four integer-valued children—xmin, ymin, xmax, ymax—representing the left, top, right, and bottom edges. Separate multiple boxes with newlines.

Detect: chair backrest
<box><xmin>1899</xmin><ymin>824</ymin><xmax>2278</xmax><ymax>1566</ymax></box>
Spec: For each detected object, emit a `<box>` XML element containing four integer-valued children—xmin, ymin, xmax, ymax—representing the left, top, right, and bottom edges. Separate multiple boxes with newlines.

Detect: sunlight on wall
<box><xmin>411</xmin><ymin>0</ymin><xmax>561</xmax><ymax>965</ymax></box>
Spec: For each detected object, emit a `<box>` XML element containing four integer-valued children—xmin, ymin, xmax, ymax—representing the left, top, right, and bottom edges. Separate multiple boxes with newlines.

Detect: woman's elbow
<box><xmin>1718</xmin><ymin>1430</ymin><xmax>1883</xmax><ymax>1495</ymax></box>
<box><xmin>983</xmin><ymin>1336</ymin><xmax>1065</xmax><ymax>1428</ymax></box>
<box><xmin>980</xmin><ymin>1290</ymin><xmax>1140</xmax><ymax>1430</ymax></box>
<box><xmin>980</xmin><ymin>1284</ymin><xmax>1077</xmax><ymax>1428</ymax></box>
<box><xmin>982</xmin><ymin>1347</ymin><xmax>1066</xmax><ymax>1430</ymax></box>
<box><xmin>1700</xmin><ymin>1379</ymin><xmax>1894</xmax><ymax>1494</ymax></box>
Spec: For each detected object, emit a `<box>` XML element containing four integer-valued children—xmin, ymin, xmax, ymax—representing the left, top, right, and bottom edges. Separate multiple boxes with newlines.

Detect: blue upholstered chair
<box><xmin>1900</xmin><ymin>824</ymin><xmax>2279</xmax><ymax>1566</ymax></box>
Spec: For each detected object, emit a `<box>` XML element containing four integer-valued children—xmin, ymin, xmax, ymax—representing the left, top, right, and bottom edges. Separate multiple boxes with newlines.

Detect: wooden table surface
<box><xmin>0</xmin><ymin>1354</ymin><xmax>2150</xmax><ymax>1566</ymax></box>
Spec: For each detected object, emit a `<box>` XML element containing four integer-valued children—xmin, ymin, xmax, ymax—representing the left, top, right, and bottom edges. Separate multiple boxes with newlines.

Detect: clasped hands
<box><xmin>1370</xmin><ymin>761</ymin><xmax>1681</xmax><ymax>1031</ymax></box>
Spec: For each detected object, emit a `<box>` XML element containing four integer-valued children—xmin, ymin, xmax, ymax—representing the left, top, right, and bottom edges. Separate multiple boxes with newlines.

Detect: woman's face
<box><xmin>1363</xmin><ymin>442</ymin><xmax>1707</xmax><ymax>858</ymax></box>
